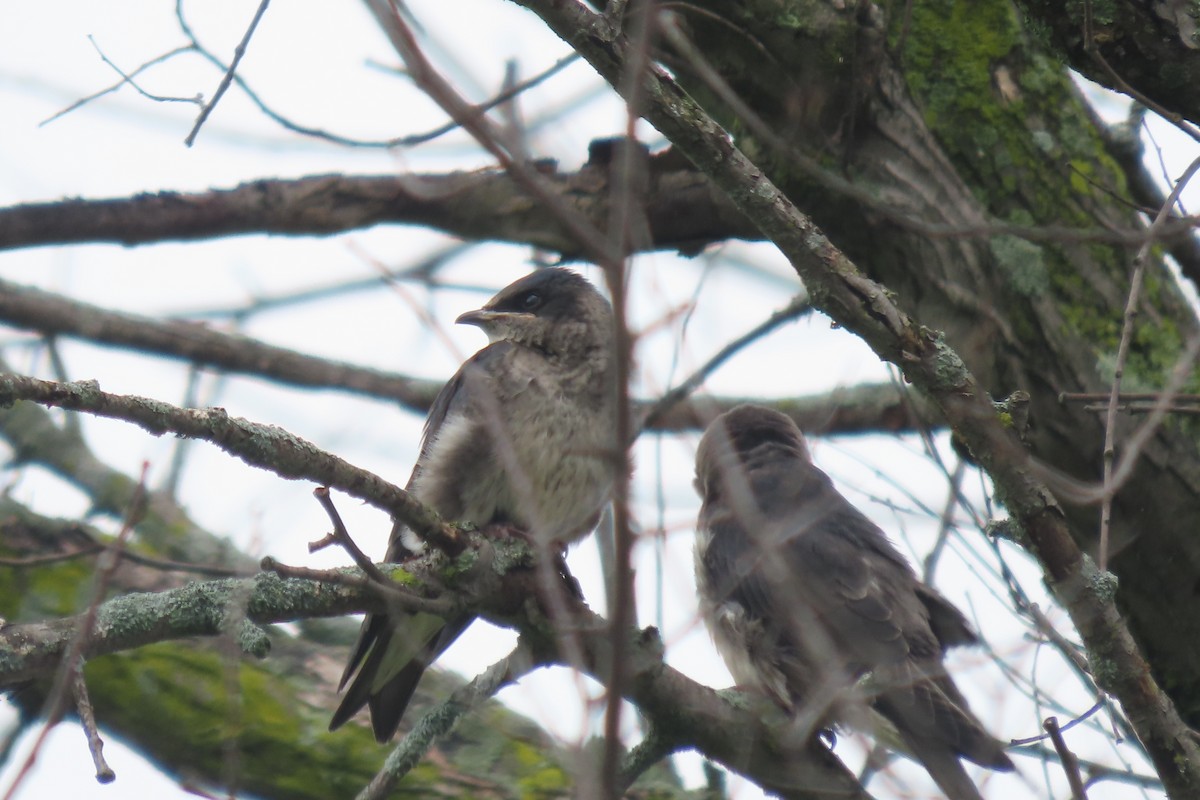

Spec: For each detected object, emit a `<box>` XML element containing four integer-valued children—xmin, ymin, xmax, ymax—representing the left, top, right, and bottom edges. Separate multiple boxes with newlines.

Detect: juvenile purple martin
<box><xmin>330</xmin><ymin>268</ymin><xmax>616</xmax><ymax>741</ymax></box>
<box><xmin>694</xmin><ymin>405</ymin><xmax>1013</xmax><ymax>800</ymax></box>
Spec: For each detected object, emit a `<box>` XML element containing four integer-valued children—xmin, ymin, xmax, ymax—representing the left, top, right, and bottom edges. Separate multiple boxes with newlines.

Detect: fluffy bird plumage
<box><xmin>693</xmin><ymin>404</ymin><xmax>1013</xmax><ymax>800</ymax></box>
<box><xmin>330</xmin><ymin>268</ymin><xmax>616</xmax><ymax>741</ymax></box>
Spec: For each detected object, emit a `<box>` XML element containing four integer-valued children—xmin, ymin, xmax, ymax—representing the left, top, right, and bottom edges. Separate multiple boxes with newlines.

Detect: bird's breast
<box><xmin>413</xmin><ymin>360</ymin><xmax>614</xmax><ymax>544</ymax></box>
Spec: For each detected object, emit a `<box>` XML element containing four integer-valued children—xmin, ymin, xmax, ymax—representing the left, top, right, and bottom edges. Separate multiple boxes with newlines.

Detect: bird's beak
<box><xmin>455</xmin><ymin>308</ymin><xmax>499</xmax><ymax>328</ymax></box>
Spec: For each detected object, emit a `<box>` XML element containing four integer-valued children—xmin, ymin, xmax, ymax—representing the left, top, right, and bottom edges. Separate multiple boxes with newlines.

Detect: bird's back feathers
<box><xmin>694</xmin><ymin>404</ymin><xmax>1013</xmax><ymax>797</ymax></box>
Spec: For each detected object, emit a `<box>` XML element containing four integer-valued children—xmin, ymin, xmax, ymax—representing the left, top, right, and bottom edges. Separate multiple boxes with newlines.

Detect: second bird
<box><xmin>693</xmin><ymin>404</ymin><xmax>1013</xmax><ymax>800</ymax></box>
<box><xmin>330</xmin><ymin>267</ymin><xmax>617</xmax><ymax>742</ymax></box>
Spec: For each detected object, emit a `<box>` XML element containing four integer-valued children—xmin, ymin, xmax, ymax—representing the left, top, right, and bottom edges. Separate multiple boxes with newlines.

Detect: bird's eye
<box><xmin>521</xmin><ymin>292</ymin><xmax>542</xmax><ymax>311</ymax></box>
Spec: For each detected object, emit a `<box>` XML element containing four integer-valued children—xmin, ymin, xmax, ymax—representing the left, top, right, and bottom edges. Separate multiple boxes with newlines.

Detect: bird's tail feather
<box><xmin>330</xmin><ymin>614</ymin><xmax>474</xmax><ymax>741</ymax></box>
<box><xmin>899</xmin><ymin>734</ymin><xmax>987</xmax><ymax>800</ymax></box>
<box><xmin>870</xmin><ymin>674</ymin><xmax>1013</xmax><ymax>799</ymax></box>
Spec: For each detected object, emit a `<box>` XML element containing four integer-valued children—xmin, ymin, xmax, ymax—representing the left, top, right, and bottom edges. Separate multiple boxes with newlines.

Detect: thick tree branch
<box><xmin>0</xmin><ymin>277</ymin><xmax>938</xmax><ymax>435</ymax></box>
<box><xmin>1</xmin><ymin>167</ymin><xmax>1183</xmax><ymax>258</ymax></box>
<box><xmin>0</xmin><ymin>373</ymin><xmax>459</xmax><ymax>553</ymax></box>
<box><xmin>0</xmin><ymin>542</ymin><xmax>871</xmax><ymax>799</ymax></box>
<box><xmin>0</xmin><ymin>277</ymin><xmax>443</xmax><ymax>412</ymax></box>
<box><xmin>1014</xmin><ymin>0</ymin><xmax>1200</xmax><ymax>130</ymax></box>
<box><xmin>0</xmin><ymin>167</ymin><xmax>755</xmax><ymax>256</ymax></box>
<box><xmin>516</xmin><ymin>0</ymin><xmax>1200</xmax><ymax>795</ymax></box>
<box><xmin>0</xmin><ymin>569</ymin><xmax>373</xmax><ymax>687</ymax></box>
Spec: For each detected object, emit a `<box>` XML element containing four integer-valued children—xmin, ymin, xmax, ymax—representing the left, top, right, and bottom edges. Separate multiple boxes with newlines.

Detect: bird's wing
<box><xmin>915</xmin><ymin>582</ymin><xmax>979</xmax><ymax>650</ymax></box>
<box><xmin>787</xmin><ymin>464</ymin><xmax>935</xmax><ymax>656</ymax></box>
<box><xmin>363</xmin><ymin>614</ymin><xmax>473</xmax><ymax>742</ymax></box>
<box><xmin>330</xmin><ymin>609</ymin><xmax>450</xmax><ymax>739</ymax></box>
<box><xmin>334</xmin><ymin>343</ymin><xmax>536</xmax><ymax>739</ymax></box>
<box><xmin>402</xmin><ymin>344</ymin><xmax>513</xmax><ymax>499</ymax></box>
<box><xmin>873</xmin><ymin>667</ymin><xmax>1016</xmax><ymax>775</ymax></box>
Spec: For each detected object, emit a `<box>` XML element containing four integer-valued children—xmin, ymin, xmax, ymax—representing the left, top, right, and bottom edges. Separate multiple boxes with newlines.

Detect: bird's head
<box><xmin>694</xmin><ymin>404</ymin><xmax>812</xmax><ymax>500</ymax></box>
<box><xmin>456</xmin><ymin>268</ymin><xmax>612</xmax><ymax>358</ymax></box>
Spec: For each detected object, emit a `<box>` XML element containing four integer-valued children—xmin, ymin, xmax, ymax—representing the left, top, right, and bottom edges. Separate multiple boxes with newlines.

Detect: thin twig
<box><xmin>1044</xmin><ymin>716</ymin><xmax>1088</xmax><ymax>799</ymax></box>
<box><xmin>40</xmin><ymin>45</ymin><xmax>197</xmax><ymax>126</ymax></box>
<box><xmin>176</xmin><ymin>0</ymin><xmax>577</xmax><ymax>150</ymax></box>
<box><xmin>70</xmin><ymin>662</ymin><xmax>115</xmax><ymax>783</ymax></box>
<box><xmin>408</xmin><ymin>53</ymin><xmax>579</xmax><ymax>148</ymax></box>
<box><xmin>357</xmin><ymin>644</ymin><xmax>535</xmax><ymax>800</ymax></box>
<box><xmin>185</xmin><ymin>0</ymin><xmax>272</xmax><ymax>146</ymax></box>
<box><xmin>1</xmin><ymin>463</ymin><xmax>148</xmax><ymax>800</ymax></box>
<box><xmin>162</xmin><ymin>362</ymin><xmax>203</xmax><ymax>499</ymax></box>
<box><xmin>260</xmin><ymin>557</ymin><xmax>453</xmax><ymax>617</ymax></box>
<box><xmin>84</xmin><ymin>36</ymin><xmax>202</xmax><ymax>108</ymax></box>
<box><xmin>1098</xmin><ymin>153</ymin><xmax>1200</xmax><ymax>570</ymax></box>
<box><xmin>638</xmin><ymin>292</ymin><xmax>811</xmax><ymax>433</ymax></box>
<box><xmin>312</xmin><ymin>487</ymin><xmax>399</xmax><ymax>582</ymax></box>
<box><xmin>922</xmin><ymin>457</ymin><xmax>965</xmax><ymax>581</ymax></box>
<box><xmin>597</xmin><ymin>6</ymin><xmax>663</xmax><ymax>795</ymax></box>
<box><xmin>1011</xmin><ymin>700</ymin><xmax>1104</xmax><ymax>746</ymax></box>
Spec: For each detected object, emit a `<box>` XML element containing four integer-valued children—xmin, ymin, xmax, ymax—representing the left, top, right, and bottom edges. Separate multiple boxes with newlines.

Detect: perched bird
<box><xmin>693</xmin><ymin>404</ymin><xmax>1014</xmax><ymax>800</ymax></box>
<box><xmin>330</xmin><ymin>268</ymin><xmax>617</xmax><ymax>741</ymax></box>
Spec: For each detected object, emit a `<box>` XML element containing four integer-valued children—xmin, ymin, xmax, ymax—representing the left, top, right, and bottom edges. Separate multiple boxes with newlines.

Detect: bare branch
<box><xmin>0</xmin><ymin>277</ymin><xmax>442</xmax><ymax>412</ymax></box>
<box><xmin>2</xmin><ymin>167</ymin><xmax>1191</xmax><ymax>257</ymax></box>
<box><xmin>40</xmin><ymin>45</ymin><xmax>198</xmax><ymax>127</ymax></box>
<box><xmin>1043</xmin><ymin>716</ymin><xmax>1088</xmax><ymax>800</ymax></box>
<box><xmin>184</xmin><ymin>0</ymin><xmax>272</xmax><ymax>146</ymax></box>
<box><xmin>0</xmin><ymin>373</ymin><xmax>459</xmax><ymax>552</ymax></box>
<box><xmin>0</xmin><ymin>543</ymin><xmax>871</xmax><ymax>800</ymax></box>
<box><xmin>359</xmin><ymin>645</ymin><xmax>532</xmax><ymax>799</ymax></box>
<box><xmin>0</xmin><ymin>276</ymin><xmax>937</xmax><ymax>436</ymax></box>
<box><xmin>71</xmin><ymin>663</ymin><xmax>115</xmax><ymax>784</ymax></box>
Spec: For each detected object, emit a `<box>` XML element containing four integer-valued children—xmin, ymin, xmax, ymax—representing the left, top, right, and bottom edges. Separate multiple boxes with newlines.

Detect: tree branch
<box><xmin>0</xmin><ymin>168</ymin><xmax>755</xmax><ymax>256</ymax></box>
<box><xmin>0</xmin><ymin>541</ymin><xmax>872</xmax><ymax>799</ymax></box>
<box><xmin>0</xmin><ymin>373</ymin><xmax>460</xmax><ymax>553</ymax></box>
<box><xmin>0</xmin><ymin>277</ymin><xmax>442</xmax><ymax>412</ymax></box>
<box><xmin>1013</xmin><ymin>0</ymin><xmax>1200</xmax><ymax>129</ymax></box>
<box><xmin>0</xmin><ymin>277</ymin><xmax>939</xmax><ymax>436</ymax></box>
<box><xmin>0</xmin><ymin>569</ymin><xmax>372</xmax><ymax>687</ymax></box>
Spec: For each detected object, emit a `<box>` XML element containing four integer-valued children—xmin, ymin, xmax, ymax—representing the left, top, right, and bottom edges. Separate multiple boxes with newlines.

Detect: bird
<box><xmin>330</xmin><ymin>267</ymin><xmax>617</xmax><ymax>742</ymax></box>
<box><xmin>693</xmin><ymin>404</ymin><xmax>1014</xmax><ymax>800</ymax></box>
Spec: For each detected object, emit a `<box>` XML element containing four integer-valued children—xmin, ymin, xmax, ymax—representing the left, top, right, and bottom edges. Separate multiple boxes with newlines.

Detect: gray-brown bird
<box><xmin>693</xmin><ymin>404</ymin><xmax>1013</xmax><ymax>800</ymax></box>
<box><xmin>330</xmin><ymin>268</ymin><xmax>617</xmax><ymax>741</ymax></box>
